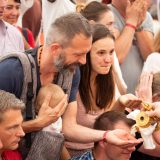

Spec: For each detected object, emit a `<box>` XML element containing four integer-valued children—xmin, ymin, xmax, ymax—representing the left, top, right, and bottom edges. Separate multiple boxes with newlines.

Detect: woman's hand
<box><xmin>118</xmin><ymin>94</ymin><xmax>142</xmax><ymax>111</ymax></box>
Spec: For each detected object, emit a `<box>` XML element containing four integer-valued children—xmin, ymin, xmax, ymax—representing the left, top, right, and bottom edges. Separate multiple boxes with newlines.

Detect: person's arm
<box><xmin>62</xmin><ymin>101</ymin><xmax>142</xmax><ymax>147</ymax></box>
<box><xmin>135</xmin><ymin>12</ymin><xmax>154</xmax><ymax>60</ymax></box>
<box><xmin>146</xmin><ymin>102</ymin><xmax>160</xmax><ymax>145</ymax></box>
<box><xmin>62</xmin><ymin>101</ymin><xmax>104</xmax><ymax>142</ymax></box>
<box><xmin>114</xmin><ymin>26</ymin><xmax>135</xmax><ymax>64</ymax></box>
<box><xmin>135</xmin><ymin>30</ymin><xmax>154</xmax><ymax>60</ymax></box>
<box><xmin>112</xmin><ymin>51</ymin><xmax>127</xmax><ymax>95</ymax></box>
<box><xmin>113</xmin><ymin>0</ymin><xmax>148</xmax><ymax>64</ymax></box>
<box><xmin>138</xmin><ymin>140</ymin><xmax>160</xmax><ymax>157</ymax></box>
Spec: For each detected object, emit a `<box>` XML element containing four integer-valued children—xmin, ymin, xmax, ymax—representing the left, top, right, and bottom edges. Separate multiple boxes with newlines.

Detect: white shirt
<box><xmin>42</xmin><ymin>0</ymin><xmax>76</xmax><ymax>40</ymax></box>
<box><xmin>0</xmin><ymin>20</ymin><xmax>24</xmax><ymax>56</ymax></box>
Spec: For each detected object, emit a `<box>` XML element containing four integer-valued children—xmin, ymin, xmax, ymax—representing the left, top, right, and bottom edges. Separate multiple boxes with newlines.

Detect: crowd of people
<box><xmin>0</xmin><ymin>0</ymin><xmax>160</xmax><ymax>160</ymax></box>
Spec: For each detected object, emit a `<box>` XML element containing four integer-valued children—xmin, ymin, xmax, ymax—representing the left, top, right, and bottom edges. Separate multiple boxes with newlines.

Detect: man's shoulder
<box><xmin>0</xmin><ymin>57</ymin><xmax>24</xmax><ymax>98</ymax></box>
<box><xmin>0</xmin><ymin>57</ymin><xmax>23</xmax><ymax>79</ymax></box>
<box><xmin>0</xmin><ymin>57</ymin><xmax>22</xmax><ymax>70</ymax></box>
<box><xmin>4</xmin><ymin>21</ymin><xmax>23</xmax><ymax>38</ymax></box>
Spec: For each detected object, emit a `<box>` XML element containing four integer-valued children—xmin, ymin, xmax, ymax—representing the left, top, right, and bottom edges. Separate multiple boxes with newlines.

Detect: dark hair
<box><xmin>79</xmin><ymin>24</ymin><xmax>115</xmax><ymax>112</ymax></box>
<box><xmin>80</xmin><ymin>1</ymin><xmax>111</xmax><ymax>22</ymax></box>
<box><xmin>14</xmin><ymin>0</ymin><xmax>21</xmax><ymax>3</ymax></box>
<box><xmin>94</xmin><ymin>111</ymin><xmax>135</xmax><ymax>131</ymax></box>
<box><xmin>0</xmin><ymin>90</ymin><xmax>24</xmax><ymax>122</ymax></box>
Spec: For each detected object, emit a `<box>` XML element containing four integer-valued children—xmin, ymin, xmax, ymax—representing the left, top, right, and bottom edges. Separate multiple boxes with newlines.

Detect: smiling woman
<box><xmin>2</xmin><ymin>0</ymin><xmax>35</xmax><ymax>48</ymax></box>
<box><xmin>3</xmin><ymin>0</ymin><xmax>20</xmax><ymax>25</ymax></box>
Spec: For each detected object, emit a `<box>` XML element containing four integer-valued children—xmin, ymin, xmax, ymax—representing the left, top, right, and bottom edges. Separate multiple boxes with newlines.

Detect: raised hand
<box><xmin>105</xmin><ymin>129</ymin><xmax>143</xmax><ymax>148</ymax></box>
<box><xmin>136</xmin><ymin>72</ymin><xmax>153</xmax><ymax>103</ymax></box>
<box><xmin>126</xmin><ymin>0</ymin><xmax>147</xmax><ymax>27</ymax></box>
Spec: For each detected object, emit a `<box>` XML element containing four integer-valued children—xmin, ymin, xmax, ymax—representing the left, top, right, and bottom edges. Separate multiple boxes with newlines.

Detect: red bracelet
<box><xmin>126</xmin><ymin>23</ymin><xmax>136</xmax><ymax>30</ymax></box>
<box><xmin>103</xmin><ymin>131</ymin><xmax>109</xmax><ymax>141</ymax></box>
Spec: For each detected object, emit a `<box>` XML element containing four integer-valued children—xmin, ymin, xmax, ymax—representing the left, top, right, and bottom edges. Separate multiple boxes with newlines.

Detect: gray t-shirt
<box><xmin>108</xmin><ymin>4</ymin><xmax>153</xmax><ymax>94</ymax></box>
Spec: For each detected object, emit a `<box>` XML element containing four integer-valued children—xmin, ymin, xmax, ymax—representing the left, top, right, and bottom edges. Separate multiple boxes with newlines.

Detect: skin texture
<box><xmin>96</xmin><ymin>10</ymin><xmax>115</xmax><ymax>33</ymax></box>
<box><xmin>112</xmin><ymin>0</ymin><xmax>153</xmax><ymax>63</ymax></box>
<box><xmin>52</xmin><ymin>34</ymin><xmax>92</xmax><ymax>72</ymax></box>
<box><xmin>94</xmin><ymin>121</ymin><xmax>136</xmax><ymax>160</ymax></box>
<box><xmin>3</xmin><ymin>0</ymin><xmax>20</xmax><ymax>25</ymax></box>
<box><xmin>90</xmin><ymin>37</ymin><xmax>114</xmax><ymax>78</ymax></box>
<box><xmin>0</xmin><ymin>109</ymin><xmax>25</xmax><ymax>153</ymax></box>
<box><xmin>0</xmin><ymin>0</ymin><xmax>7</xmax><ymax>20</ymax></box>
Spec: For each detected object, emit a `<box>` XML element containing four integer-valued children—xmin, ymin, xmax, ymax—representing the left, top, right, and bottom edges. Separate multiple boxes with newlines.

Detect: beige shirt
<box><xmin>65</xmin><ymin>93</ymin><xmax>104</xmax><ymax>150</ymax></box>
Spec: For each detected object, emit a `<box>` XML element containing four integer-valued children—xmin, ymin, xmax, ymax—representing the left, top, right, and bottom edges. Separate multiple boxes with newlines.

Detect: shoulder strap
<box><xmin>0</xmin><ymin>52</ymin><xmax>37</xmax><ymax>119</ymax></box>
<box><xmin>22</xmin><ymin>28</ymin><xmax>29</xmax><ymax>43</ymax></box>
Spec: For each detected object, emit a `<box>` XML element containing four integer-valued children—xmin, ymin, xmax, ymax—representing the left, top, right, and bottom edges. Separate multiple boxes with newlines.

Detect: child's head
<box><xmin>35</xmin><ymin>84</ymin><xmax>65</xmax><ymax>113</ymax></box>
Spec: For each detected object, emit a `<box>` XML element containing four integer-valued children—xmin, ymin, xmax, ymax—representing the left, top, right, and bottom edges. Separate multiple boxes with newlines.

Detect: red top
<box><xmin>17</xmin><ymin>26</ymin><xmax>35</xmax><ymax>48</ymax></box>
<box><xmin>2</xmin><ymin>150</ymin><xmax>22</xmax><ymax>160</ymax></box>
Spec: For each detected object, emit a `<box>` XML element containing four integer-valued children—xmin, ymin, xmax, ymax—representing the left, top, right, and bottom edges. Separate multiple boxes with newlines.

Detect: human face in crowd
<box><xmin>103</xmin><ymin>121</ymin><xmax>135</xmax><ymax>160</ymax></box>
<box><xmin>0</xmin><ymin>0</ymin><xmax>7</xmax><ymax>20</ymax></box>
<box><xmin>3</xmin><ymin>0</ymin><xmax>20</xmax><ymax>25</ymax></box>
<box><xmin>54</xmin><ymin>34</ymin><xmax>92</xmax><ymax>72</ymax></box>
<box><xmin>97</xmin><ymin>10</ymin><xmax>115</xmax><ymax>33</ymax></box>
<box><xmin>90</xmin><ymin>37</ymin><xmax>114</xmax><ymax>76</ymax></box>
<box><xmin>0</xmin><ymin>109</ymin><xmax>25</xmax><ymax>152</ymax></box>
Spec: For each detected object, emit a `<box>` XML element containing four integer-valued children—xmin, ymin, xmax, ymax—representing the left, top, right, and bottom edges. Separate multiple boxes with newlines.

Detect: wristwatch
<box><xmin>136</xmin><ymin>26</ymin><xmax>144</xmax><ymax>32</ymax></box>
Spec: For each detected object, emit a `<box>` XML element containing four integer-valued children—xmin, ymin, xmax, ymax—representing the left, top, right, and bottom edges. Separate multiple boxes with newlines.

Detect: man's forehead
<box><xmin>0</xmin><ymin>109</ymin><xmax>22</xmax><ymax>124</ymax></box>
<box><xmin>0</xmin><ymin>0</ymin><xmax>8</xmax><ymax>7</ymax></box>
<box><xmin>114</xmin><ymin>120</ymin><xmax>131</xmax><ymax>132</ymax></box>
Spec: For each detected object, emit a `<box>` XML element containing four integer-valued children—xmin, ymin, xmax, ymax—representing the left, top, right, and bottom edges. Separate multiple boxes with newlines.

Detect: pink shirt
<box><xmin>0</xmin><ymin>20</ymin><xmax>24</xmax><ymax>56</ymax></box>
<box><xmin>65</xmin><ymin>93</ymin><xmax>104</xmax><ymax>150</ymax></box>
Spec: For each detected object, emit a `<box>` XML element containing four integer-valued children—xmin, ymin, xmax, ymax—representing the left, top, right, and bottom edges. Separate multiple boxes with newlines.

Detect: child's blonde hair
<box><xmin>35</xmin><ymin>84</ymin><xmax>65</xmax><ymax>113</ymax></box>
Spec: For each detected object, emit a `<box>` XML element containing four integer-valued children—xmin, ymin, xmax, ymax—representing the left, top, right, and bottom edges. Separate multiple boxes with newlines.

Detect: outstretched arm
<box><xmin>62</xmin><ymin>101</ymin><xmax>142</xmax><ymax>148</ymax></box>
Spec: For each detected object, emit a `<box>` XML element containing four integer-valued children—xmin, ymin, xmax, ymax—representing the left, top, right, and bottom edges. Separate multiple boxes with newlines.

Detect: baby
<box><xmin>35</xmin><ymin>83</ymin><xmax>70</xmax><ymax>160</ymax></box>
<box><xmin>27</xmin><ymin>84</ymin><xmax>70</xmax><ymax>160</ymax></box>
<box><xmin>35</xmin><ymin>83</ymin><xmax>65</xmax><ymax>133</ymax></box>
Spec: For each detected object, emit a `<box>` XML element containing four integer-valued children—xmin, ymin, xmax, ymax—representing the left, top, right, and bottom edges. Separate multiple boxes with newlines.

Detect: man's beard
<box><xmin>53</xmin><ymin>52</ymin><xmax>81</xmax><ymax>72</ymax></box>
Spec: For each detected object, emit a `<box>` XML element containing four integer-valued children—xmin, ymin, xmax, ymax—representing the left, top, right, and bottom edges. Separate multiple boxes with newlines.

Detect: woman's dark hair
<box><xmin>80</xmin><ymin>1</ymin><xmax>110</xmax><ymax>22</ymax></box>
<box><xmin>79</xmin><ymin>24</ymin><xmax>115</xmax><ymax>112</ymax></box>
<box><xmin>14</xmin><ymin>0</ymin><xmax>21</xmax><ymax>3</ymax></box>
